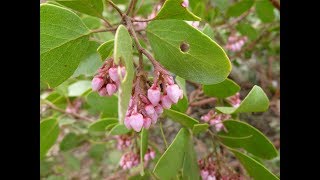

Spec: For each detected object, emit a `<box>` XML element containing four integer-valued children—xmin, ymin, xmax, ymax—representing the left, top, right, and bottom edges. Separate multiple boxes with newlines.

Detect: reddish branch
<box><xmin>269</xmin><ymin>0</ymin><xmax>280</xmax><ymax>11</ymax></box>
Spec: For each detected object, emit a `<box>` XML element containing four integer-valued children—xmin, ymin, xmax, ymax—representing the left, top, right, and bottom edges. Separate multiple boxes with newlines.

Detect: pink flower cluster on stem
<box><xmin>201</xmin><ymin>110</ymin><xmax>231</xmax><ymax>132</ymax></box>
<box><xmin>226</xmin><ymin>92</ymin><xmax>241</xmax><ymax>107</ymax></box>
<box><xmin>198</xmin><ymin>158</ymin><xmax>218</xmax><ymax>180</ymax></box>
<box><xmin>91</xmin><ymin>58</ymin><xmax>126</xmax><ymax>97</ymax></box>
<box><xmin>144</xmin><ymin>147</ymin><xmax>156</xmax><ymax>162</ymax></box>
<box><xmin>119</xmin><ymin>152</ymin><xmax>139</xmax><ymax>170</ymax></box>
<box><xmin>115</xmin><ymin>135</ymin><xmax>132</xmax><ymax>150</ymax></box>
<box><xmin>225</xmin><ymin>35</ymin><xmax>248</xmax><ymax>52</ymax></box>
<box><xmin>125</xmin><ymin>71</ymin><xmax>183</xmax><ymax>132</ymax></box>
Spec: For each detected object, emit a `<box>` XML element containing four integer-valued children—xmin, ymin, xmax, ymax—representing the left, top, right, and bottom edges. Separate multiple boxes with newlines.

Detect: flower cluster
<box><xmin>198</xmin><ymin>158</ymin><xmax>218</xmax><ymax>180</ymax></box>
<box><xmin>119</xmin><ymin>152</ymin><xmax>140</xmax><ymax>170</ymax></box>
<box><xmin>124</xmin><ymin>71</ymin><xmax>183</xmax><ymax>132</ymax></box>
<box><xmin>201</xmin><ymin>110</ymin><xmax>231</xmax><ymax>132</ymax></box>
<box><xmin>91</xmin><ymin>58</ymin><xmax>126</xmax><ymax>97</ymax></box>
<box><xmin>226</xmin><ymin>93</ymin><xmax>241</xmax><ymax>107</ymax></box>
<box><xmin>225</xmin><ymin>35</ymin><xmax>248</xmax><ymax>52</ymax></box>
<box><xmin>115</xmin><ymin>135</ymin><xmax>132</xmax><ymax>150</ymax></box>
<box><xmin>144</xmin><ymin>147</ymin><xmax>156</xmax><ymax>162</ymax></box>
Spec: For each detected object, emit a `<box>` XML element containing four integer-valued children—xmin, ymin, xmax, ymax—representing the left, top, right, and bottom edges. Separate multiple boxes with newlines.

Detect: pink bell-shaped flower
<box><xmin>92</xmin><ymin>77</ymin><xmax>104</xmax><ymax>91</ymax></box>
<box><xmin>106</xmin><ymin>83</ymin><xmax>117</xmax><ymax>96</ymax></box>
<box><xmin>108</xmin><ymin>67</ymin><xmax>119</xmax><ymax>82</ymax></box>
<box><xmin>161</xmin><ymin>95</ymin><xmax>173</xmax><ymax>109</ymax></box>
<box><xmin>129</xmin><ymin>113</ymin><xmax>144</xmax><ymax>132</ymax></box>
<box><xmin>98</xmin><ymin>87</ymin><xmax>108</xmax><ymax>96</ymax></box>
<box><xmin>147</xmin><ymin>86</ymin><xmax>161</xmax><ymax>106</ymax></box>
<box><xmin>166</xmin><ymin>84</ymin><xmax>182</xmax><ymax>103</ymax></box>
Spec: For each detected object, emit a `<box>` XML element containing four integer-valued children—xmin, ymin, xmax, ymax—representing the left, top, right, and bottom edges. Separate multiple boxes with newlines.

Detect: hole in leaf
<box><xmin>180</xmin><ymin>42</ymin><xmax>190</xmax><ymax>53</ymax></box>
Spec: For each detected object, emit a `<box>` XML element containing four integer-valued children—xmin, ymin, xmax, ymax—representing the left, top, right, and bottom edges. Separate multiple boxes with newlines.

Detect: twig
<box><xmin>269</xmin><ymin>0</ymin><xmax>280</xmax><ymax>11</ymax></box>
<box><xmin>130</xmin><ymin>17</ymin><xmax>155</xmax><ymax>22</ymax></box>
<box><xmin>190</xmin><ymin>97</ymin><xmax>216</xmax><ymax>107</ymax></box>
<box><xmin>126</xmin><ymin>0</ymin><xmax>138</xmax><ymax>16</ymax></box>
<box><xmin>107</xmin><ymin>0</ymin><xmax>124</xmax><ymax>16</ymax></box>
<box><xmin>42</xmin><ymin>100</ymin><xmax>94</xmax><ymax>122</ymax></box>
<box><xmin>101</xmin><ymin>18</ymin><xmax>113</xmax><ymax>27</ymax></box>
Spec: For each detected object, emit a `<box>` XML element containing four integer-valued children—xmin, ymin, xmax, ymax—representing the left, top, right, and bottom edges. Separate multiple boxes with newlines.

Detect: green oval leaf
<box><xmin>192</xmin><ymin>123</ymin><xmax>209</xmax><ymax>135</ymax></box>
<box><xmin>255</xmin><ymin>0</ymin><xmax>275</xmax><ymax>22</ymax></box>
<box><xmin>114</xmin><ymin>25</ymin><xmax>134</xmax><ymax>123</ymax></box>
<box><xmin>97</xmin><ymin>39</ymin><xmax>114</xmax><ymax>60</ymax></box>
<box><xmin>227</xmin><ymin>0</ymin><xmax>254</xmax><ymax>17</ymax></box>
<box><xmin>155</xmin><ymin>0</ymin><xmax>201</xmax><ymax>21</ymax></box>
<box><xmin>140</xmin><ymin>128</ymin><xmax>149</xmax><ymax>175</ymax></box>
<box><xmin>219</xmin><ymin>120</ymin><xmax>278</xmax><ymax>159</ymax></box>
<box><xmin>203</xmin><ymin>78</ymin><xmax>240</xmax><ymax>98</ymax></box>
<box><xmin>40</xmin><ymin>4</ymin><xmax>91</xmax><ymax>88</ymax></box>
<box><xmin>153</xmin><ymin>128</ymin><xmax>189</xmax><ymax>179</ymax></box>
<box><xmin>164</xmin><ymin>109</ymin><xmax>199</xmax><ymax>128</ymax></box>
<box><xmin>182</xmin><ymin>133</ymin><xmax>200</xmax><ymax>180</ymax></box>
<box><xmin>231</xmin><ymin>149</ymin><xmax>279</xmax><ymax>180</ymax></box>
<box><xmin>236</xmin><ymin>23</ymin><xmax>258</xmax><ymax>41</ymax></box>
<box><xmin>108</xmin><ymin>124</ymin><xmax>131</xmax><ymax>135</ymax></box>
<box><xmin>88</xmin><ymin>118</ymin><xmax>118</xmax><ymax>135</ymax></box>
<box><xmin>40</xmin><ymin>118</ymin><xmax>60</xmax><ymax>159</ymax></box>
<box><xmin>68</xmin><ymin>80</ymin><xmax>91</xmax><ymax>97</ymax></box>
<box><xmin>147</xmin><ymin>19</ymin><xmax>231</xmax><ymax>84</ymax></box>
<box><xmin>56</xmin><ymin>0</ymin><xmax>104</xmax><ymax>18</ymax></box>
<box><xmin>216</xmin><ymin>85</ymin><xmax>269</xmax><ymax>114</ymax></box>
<box><xmin>86</xmin><ymin>92</ymin><xmax>118</xmax><ymax>117</ymax></box>
<box><xmin>60</xmin><ymin>133</ymin><xmax>86</xmax><ymax>151</ymax></box>
<box><xmin>105</xmin><ymin>123</ymin><xmax>118</xmax><ymax>131</ymax></box>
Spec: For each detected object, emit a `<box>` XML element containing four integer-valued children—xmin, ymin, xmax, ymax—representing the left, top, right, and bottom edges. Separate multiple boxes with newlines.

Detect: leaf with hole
<box><xmin>86</xmin><ymin>92</ymin><xmax>118</xmax><ymax>117</ymax></box>
<box><xmin>164</xmin><ymin>109</ymin><xmax>199</xmax><ymax>128</ymax></box>
<box><xmin>153</xmin><ymin>128</ymin><xmax>189</xmax><ymax>179</ymax></box>
<box><xmin>40</xmin><ymin>118</ymin><xmax>60</xmax><ymax>160</ymax></box>
<box><xmin>219</xmin><ymin>120</ymin><xmax>278</xmax><ymax>159</ymax></box>
<box><xmin>40</xmin><ymin>4</ymin><xmax>91</xmax><ymax>88</ymax></box>
<box><xmin>147</xmin><ymin>19</ymin><xmax>231</xmax><ymax>84</ymax></box>
<box><xmin>216</xmin><ymin>85</ymin><xmax>269</xmax><ymax>114</ymax></box>
<box><xmin>203</xmin><ymin>78</ymin><xmax>240</xmax><ymax>98</ymax></box>
<box><xmin>231</xmin><ymin>149</ymin><xmax>279</xmax><ymax>180</ymax></box>
<box><xmin>88</xmin><ymin>118</ymin><xmax>118</xmax><ymax>135</ymax></box>
<box><xmin>114</xmin><ymin>25</ymin><xmax>134</xmax><ymax>123</ymax></box>
<box><xmin>227</xmin><ymin>0</ymin><xmax>254</xmax><ymax>17</ymax></box>
<box><xmin>97</xmin><ymin>39</ymin><xmax>114</xmax><ymax>60</ymax></box>
<box><xmin>155</xmin><ymin>0</ymin><xmax>201</xmax><ymax>21</ymax></box>
<box><xmin>56</xmin><ymin>0</ymin><xmax>104</xmax><ymax>18</ymax></box>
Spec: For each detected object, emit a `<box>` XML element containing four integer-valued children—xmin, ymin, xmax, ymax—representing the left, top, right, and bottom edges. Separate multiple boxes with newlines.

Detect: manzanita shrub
<box><xmin>40</xmin><ymin>0</ymin><xmax>280</xmax><ymax>179</ymax></box>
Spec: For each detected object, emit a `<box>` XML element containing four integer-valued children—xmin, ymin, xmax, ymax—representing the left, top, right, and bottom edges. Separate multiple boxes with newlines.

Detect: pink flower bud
<box><xmin>214</xmin><ymin>122</ymin><xmax>224</xmax><ymax>132</ymax></box>
<box><xmin>145</xmin><ymin>105</ymin><xmax>155</xmax><ymax>116</ymax></box>
<box><xmin>201</xmin><ymin>170</ymin><xmax>209</xmax><ymax>179</ymax></box>
<box><xmin>92</xmin><ymin>77</ymin><xmax>104</xmax><ymax>91</ymax></box>
<box><xmin>124</xmin><ymin>116</ymin><xmax>132</xmax><ymax>130</ymax></box>
<box><xmin>144</xmin><ymin>154</ymin><xmax>150</xmax><ymax>161</ymax></box>
<box><xmin>129</xmin><ymin>113</ymin><xmax>144</xmax><ymax>132</ymax></box>
<box><xmin>121</xmin><ymin>66</ymin><xmax>126</xmax><ymax>78</ymax></box>
<box><xmin>108</xmin><ymin>67</ymin><xmax>119</xmax><ymax>82</ymax></box>
<box><xmin>201</xmin><ymin>114</ymin><xmax>211</xmax><ymax>122</ymax></box>
<box><xmin>150</xmin><ymin>150</ymin><xmax>156</xmax><ymax>159</ymax></box>
<box><xmin>161</xmin><ymin>95</ymin><xmax>173</xmax><ymax>109</ymax></box>
<box><xmin>165</xmin><ymin>75</ymin><xmax>175</xmax><ymax>85</ymax></box>
<box><xmin>143</xmin><ymin>117</ymin><xmax>152</xmax><ymax>129</ymax></box>
<box><xmin>154</xmin><ymin>105</ymin><xmax>163</xmax><ymax>115</ymax></box>
<box><xmin>148</xmin><ymin>87</ymin><xmax>161</xmax><ymax>106</ymax></box>
<box><xmin>207</xmin><ymin>175</ymin><xmax>216</xmax><ymax>180</ymax></box>
<box><xmin>166</xmin><ymin>84</ymin><xmax>182</xmax><ymax>103</ymax></box>
<box><xmin>98</xmin><ymin>87</ymin><xmax>108</xmax><ymax>96</ymax></box>
<box><xmin>106</xmin><ymin>83</ymin><xmax>117</xmax><ymax>95</ymax></box>
<box><xmin>181</xmin><ymin>0</ymin><xmax>189</xmax><ymax>8</ymax></box>
<box><xmin>149</xmin><ymin>113</ymin><xmax>158</xmax><ymax>124</ymax></box>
